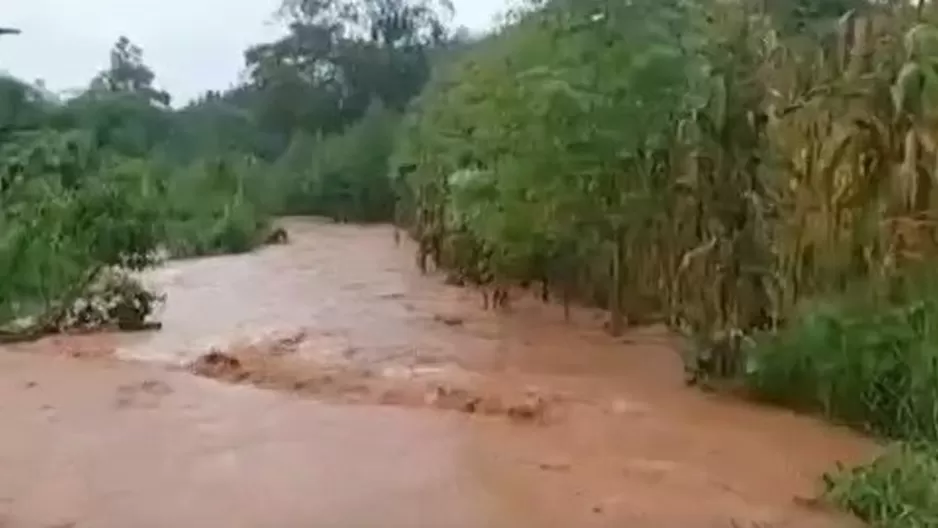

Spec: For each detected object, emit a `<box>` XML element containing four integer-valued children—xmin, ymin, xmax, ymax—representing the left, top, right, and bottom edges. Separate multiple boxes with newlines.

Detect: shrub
<box><xmin>0</xmin><ymin>130</ymin><xmax>164</xmax><ymax>330</ymax></box>
<box><xmin>161</xmin><ymin>156</ymin><xmax>272</xmax><ymax>258</ymax></box>
<box><xmin>748</xmin><ymin>270</ymin><xmax>938</xmax><ymax>528</ymax></box>
<box><xmin>273</xmin><ymin>101</ymin><xmax>398</xmax><ymax>222</ymax></box>
<box><xmin>824</xmin><ymin>443</ymin><xmax>938</xmax><ymax>528</ymax></box>
<box><xmin>748</xmin><ymin>271</ymin><xmax>938</xmax><ymax>442</ymax></box>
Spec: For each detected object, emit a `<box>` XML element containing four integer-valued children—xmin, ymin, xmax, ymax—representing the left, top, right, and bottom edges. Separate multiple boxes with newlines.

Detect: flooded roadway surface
<box><xmin>0</xmin><ymin>218</ymin><xmax>875</xmax><ymax>527</ymax></box>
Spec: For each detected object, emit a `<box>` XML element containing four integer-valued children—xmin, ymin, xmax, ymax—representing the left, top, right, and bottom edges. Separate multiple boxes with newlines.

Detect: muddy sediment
<box><xmin>185</xmin><ymin>336</ymin><xmax>556</xmax><ymax>424</ymax></box>
<box><xmin>0</xmin><ymin>218</ymin><xmax>876</xmax><ymax>527</ymax></box>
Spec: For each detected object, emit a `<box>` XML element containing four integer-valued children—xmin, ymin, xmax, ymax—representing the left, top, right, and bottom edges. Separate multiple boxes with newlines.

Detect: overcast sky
<box><xmin>0</xmin><ymin>0</ymin><xmax>504</xmax><ymax>104</ymax></box>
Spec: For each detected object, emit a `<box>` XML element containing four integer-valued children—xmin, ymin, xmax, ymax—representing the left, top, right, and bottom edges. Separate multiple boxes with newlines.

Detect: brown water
<box><xmin>0</xmin><ymin>218</ymin><xmax>876</xmax><ymax>527</ymax></box>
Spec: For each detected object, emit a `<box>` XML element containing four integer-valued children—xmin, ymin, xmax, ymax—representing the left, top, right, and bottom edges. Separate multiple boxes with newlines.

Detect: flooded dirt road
<box><xmin>0</xmin><ymin>353</ymin><xmax>517</xmax><ymax>528</ymax></box>
<box><xmin>0</xmin><ymin>218</ymin><xmax>876</xmax><ymax>527</ymax></box>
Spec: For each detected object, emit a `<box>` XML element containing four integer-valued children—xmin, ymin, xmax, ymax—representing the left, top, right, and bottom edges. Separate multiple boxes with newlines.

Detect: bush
<box><xmin>748</xmin><ymin>270</ymin><xmax>938</xmax><ymax>527</ymax></box>
<box><xmin>824</xmin><ymin>443</ymin><xmax>938</xmax><ymax>528</ymax></box>
<box><xmin>273</xmin><ymin>101</ymin><xmax>398</xmax><ymax>222</ymax></box>
<box><xmin>747</xmin><ymin>272</ymin><xmax>938</xmax><ymax>441</ymax></box>
<box><xmin>62</xmin><ymin>268</ymin><xmax>165</xmax><ymax>331</ymax></box>
<box><xmin>161</xmin><ymin>156</ymin><xmax>272</xmax><ymax>258</ymax></box>
<box><xmin>0</xmin><ymin>130</ymin><xmax>165</xmax><ymax>329</ymax></box>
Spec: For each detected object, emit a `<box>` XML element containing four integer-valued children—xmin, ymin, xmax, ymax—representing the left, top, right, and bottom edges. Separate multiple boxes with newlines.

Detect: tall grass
<box><xmin>748</xmin><ymin>269</ymin><xmax>938</xmax><ymax>526</ymax></box>
<box><xmin>161</xmin><ymin>156</ymin><xmax>273</xmax><ymax>258</ymax></box>
<box><xmin>824</xmin><ymin>443</ymin><xmax>938</xmax><ymax>528</ymax></box>
<box><xmin>749</xmin><ymin>272</ymin><xmax>938</xmax><ymax>441</ymax></box>
<box><xmin>0</xmin><ymin>132</ymin><xmax>165</xmax><ymax>328</ymax></box>
<box><xmin>273</xmin><ymin>101</ymin><xmax>398</xmax><ymax>222</ymax></box>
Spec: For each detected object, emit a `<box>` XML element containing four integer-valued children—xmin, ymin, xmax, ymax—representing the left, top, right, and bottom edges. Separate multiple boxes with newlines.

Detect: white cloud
<box><xmin>0</xmin><ymin>0</ymin><xmax>505</xmax><ymax>104</ymax></box>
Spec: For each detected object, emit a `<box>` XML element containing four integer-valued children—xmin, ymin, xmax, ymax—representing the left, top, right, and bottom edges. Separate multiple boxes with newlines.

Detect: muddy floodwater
<box><xmin>0</xmin><ymin>218</ymin><xmax>875</xmax><ymax>527</ymax></box>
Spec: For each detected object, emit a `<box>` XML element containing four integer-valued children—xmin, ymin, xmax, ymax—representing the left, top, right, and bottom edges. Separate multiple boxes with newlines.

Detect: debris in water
<box><xmin>538</xmin><ymin>461</ymin><xmax>571</xmax><ymax>472</ymax></box>
<box><xmin>139</xmin><ymin>379</ymin><xmax>173</xmax><ymax>396</ymax></box>
<box><xmin>264</xmin><ymin>227</ymin><xmax>289</xmax><ymax>245</ymax></box>
<box><xmin>791</xmin><ymin>494</ymin><xmax>832</xmax><ymax>513</ymax></box>
<box><xmin>115</xmin><ymin>379</ymin><xmax>173</xmax><ymax>409</ymax></box>
<box><xmin>269</xmin><ymin>330</ymin><xmax>307</xmax><ymax>356</ymax></box>
<box><xmin>506</xmin><ymin>389</ymin><xmax>549</xmax><ymax>423</ymax></box>
<box><xmin>425</xmin><ymin>384</ymin><xmax>481</xmax><ymax>413</ymax></box>
<box><xmin>433</xmin><ymin>314</ymin><xmax>464</xmax><ymax>327</ymax></box>
<box><xmin>189</xmin><ymin>350</ymin><xmax>244</xmax><ymax>380</ymax></box>
<box><xmin>378</xmin><ymin>291</ymin><xmax>405</xmax><ymax>300</ymax></box>
<box><xmin>423</xmin><ymin>383</ymin><xmax>554</xmax><ymax>423</ymax></box>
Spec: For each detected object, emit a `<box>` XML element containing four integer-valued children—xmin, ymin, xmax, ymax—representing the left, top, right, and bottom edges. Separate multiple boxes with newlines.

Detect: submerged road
<box><xmin>0</xmin><ymin>218</ymin><xmax>873</xmax><ymax>527</ymax></box>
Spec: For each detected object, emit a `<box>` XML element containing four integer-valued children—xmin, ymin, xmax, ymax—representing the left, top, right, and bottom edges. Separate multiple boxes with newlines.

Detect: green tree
<box><xmin>89</xmin><ymin>36</ymin><xmax>171</xmax><ymax>106</ymax></box>
<box><xmin>244</xmin><ymin>0</ymin><xmax>452</xmax><ymax>140</ymax></box>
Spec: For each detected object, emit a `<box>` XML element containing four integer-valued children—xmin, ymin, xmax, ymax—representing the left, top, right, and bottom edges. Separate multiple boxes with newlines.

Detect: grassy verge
<box><xmin>746</xmin><ymin>271</ymin><xmax>938</xmax><ymax>527</ymax></box>
<box><xmin>823</xmin><ymin>443</ymin><xmax>938</xmax><ymax>528</ymax></box>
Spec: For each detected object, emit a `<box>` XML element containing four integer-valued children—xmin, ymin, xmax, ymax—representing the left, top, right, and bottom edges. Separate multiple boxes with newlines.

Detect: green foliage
<box><xmin>0</xmin><ymin>76</ymin><xmax>50</xmax><ymax>137</ymax></box>
<box><xmin>89</xmin><ymin>36</ymin><xmax>171</xmax><ymax>106</ymax></box>
<box><xmin>0</xmin><ymin>34</ymin><xmax>283</xmax><ymax>331</ymax></box>
<box><xmin>12</xmin><ymin>3</ymin><xmax>938</xmax><ymax>525</ymax></box>
<box><xmin>395</xmin><ymin>0</ymin><xmax>704</xmax><ymax>325</ymax></box>
<box><xmin>0</xmin><ymin>129</ymin><xmax>165</xmax><ymax>325</ymax></box>
<box><xmin>747</xmin><ymin>268</ymin><xmax>938</xmax><ymax>526</ymax></box>
<box><xmin>390</xmin><ymin>4</ymin><xmax>938</xmax><ymax>523</ymax></box>
<box><xmin>168</xmin><ymin>92</ymin><xmax>279</xmax><ymax>162</ymax></box>
<box><xmin>0</xmin><ymin>0</ymin><xmax>459</xmax><ymax>332</ymax></box>
<box><xmin>232</xmin><ymin>0</ymin><xmax>458</xmax><ymax>220</ymax></box>
<box><xmin>824</xmin><ymin>443</ymin><xmax>938</xmax><ymax>528</ymax></box>
<box><xmin>161</xmin><ymin>157</ymin><xmax>273</xmax><ymax>258</ymax></box>
<box><xmin>56</xmin><ymin>92</ymin><xmax>172</xmax><ymax>158</ymax></box>
<box><xmin>748</xmin><ymin>271</ymin><xmax>938</xmax><ymax>442</ymax></box>
<box><xmin>275</xmin><ymin>101</ymin><xmax>399</xmax><ymax>222</ymax></box>
<box><xmin>243</xmin><ymin>0</ymin><xmax>451</xmax><ymax>141</ymax></box>
<box><xmin>0</xmin><ymin>130</ymin><xmax>272</xmax><ymax>327</ymax></box>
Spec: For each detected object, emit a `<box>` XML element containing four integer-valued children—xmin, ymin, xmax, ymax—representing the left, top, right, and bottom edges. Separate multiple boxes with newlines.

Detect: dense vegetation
<box><xmin>0</xmin><ymin>0</ymin><xmax>454</xmax><ymax>334</ymax></box>
<box><xmin>388</xmin><ymin>0</ymin><xmax>938</xmax><ymax>526</ymax></box>
<box><xmin>0</xmin><ymin>37</ymin><xmax>275</xmax><ymax>334</ymax></box>
<box><xmin>8</xmin><ymin>0</ymin><xmax>938</xmax><ymax>524</ymax></box>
